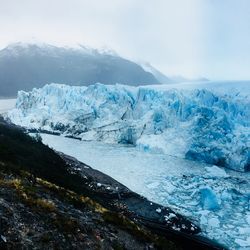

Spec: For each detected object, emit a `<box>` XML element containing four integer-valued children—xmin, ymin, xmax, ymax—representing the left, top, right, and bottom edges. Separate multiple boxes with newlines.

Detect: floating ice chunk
<box><xmin>205</xmin><ymin>165</ymin><xmax>229</xmax><ymax>178</ymax></box>
<box><xmin>97</xmin><ymin>183</ymin><xmax>102</xmax><ymax>187</ymax></box>
<box><xmin>200</xmin><ymin>187</ymin><xmax>220</xmax><ymax>211</ymax></box>
<box><xmin>208</xmin><ymin>217</ymin><xmax>220</xmax><ymax>228</ymax></box>
<box><xmin>200</xmin><ymin>215</ymin><xmax>208</xmax><ymax>225</ymax></box>
<box><xmin>220</xmin><ymin>190</ymin><xmax>232</xmax><ymax>201</ymax></box>
<box><xmin>238</xmin><ymin>227</ymin><xmax>250</xmax><ymax>234</ymax></box>
<box><xmin>164</xmin><ymin>182</ymin><xmax>176</xmax><ymax>194</ymax></box>
<box><xmin>146</xmin><ymin>182</ymin><xmax>159</xmax><ymax>189</ymax></box>
<box><xmin>247</xmin><ymin>213</ymin><xmax>250</xmax><ymax>224</ymax></box>
<box><xmin>235</xmin><ymin>237</ymin><xmax>250</xmax><ymax>247</ymax></box>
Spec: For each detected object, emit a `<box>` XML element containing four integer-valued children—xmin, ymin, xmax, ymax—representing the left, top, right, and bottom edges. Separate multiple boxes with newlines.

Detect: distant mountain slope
<box><xmin>140</xmin><ymin>63</ymin><xmax>209</xmax><ymax>85</ymax></box>
<box><xmin>140</xmin><ymin>62</ymin><xmax>172</xmax><ymax>84</ymax></box>
<box><xmin>0</xmin><ymin>43</ymin><xmax>159</xmax><ymax>97</ymax></box>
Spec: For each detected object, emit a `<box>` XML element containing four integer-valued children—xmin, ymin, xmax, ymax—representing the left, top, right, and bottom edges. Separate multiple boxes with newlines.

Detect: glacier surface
<box><xmin>8</xmin><ymin>81</ymin><xmax>250</xmax><ymax>172</ymax></box>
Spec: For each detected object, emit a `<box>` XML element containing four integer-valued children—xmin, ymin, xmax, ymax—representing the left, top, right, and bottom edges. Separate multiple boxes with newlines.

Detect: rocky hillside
<box><xmin>0</xmin><ymin>170</ymin><xmax>165</xmax><ymax>250</ymax></box>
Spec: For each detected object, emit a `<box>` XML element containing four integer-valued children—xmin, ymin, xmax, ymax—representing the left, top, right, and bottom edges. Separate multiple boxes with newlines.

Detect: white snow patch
<box><xmin>156</xmin><ymin>208</ymin><xmax>162</xmax><ymax>213</ymax></box>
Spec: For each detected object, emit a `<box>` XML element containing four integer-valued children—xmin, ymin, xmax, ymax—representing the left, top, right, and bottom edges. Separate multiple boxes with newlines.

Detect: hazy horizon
<box><xmin>1</xmin><ymin>0</ymin><xmax>250</xmax><ymax>81</ymax></box>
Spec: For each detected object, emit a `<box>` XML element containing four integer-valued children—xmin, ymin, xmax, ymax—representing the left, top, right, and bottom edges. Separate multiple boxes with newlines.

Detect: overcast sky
<box><xmin>0</xmin><ymin>0</ymin><xmax>250</xmax><ymax>80</ymax></box>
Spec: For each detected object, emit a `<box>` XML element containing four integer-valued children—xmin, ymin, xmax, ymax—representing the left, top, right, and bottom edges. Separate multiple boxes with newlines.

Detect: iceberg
<box><xmin>200</xmin><ymin>187</ymin><xmax>220</xmax><ymax>211</ymax></box>
<box><xmin>7</xmin><ymin>82</ymin><xmax>250</xmax><ymax>172</ymax></box>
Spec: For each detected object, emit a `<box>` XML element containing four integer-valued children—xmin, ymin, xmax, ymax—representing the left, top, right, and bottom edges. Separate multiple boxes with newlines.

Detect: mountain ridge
<box><xmin>0</xmin><ymin>42</ymin><xmax>159</xmax><ymax>97</ymax></box>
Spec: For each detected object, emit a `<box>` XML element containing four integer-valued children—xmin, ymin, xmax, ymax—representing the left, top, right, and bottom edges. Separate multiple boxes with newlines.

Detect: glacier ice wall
<box><xmin>8</xmin><ymin>83</ymin><xmax>250</xmax><ymax>172</ymax></box>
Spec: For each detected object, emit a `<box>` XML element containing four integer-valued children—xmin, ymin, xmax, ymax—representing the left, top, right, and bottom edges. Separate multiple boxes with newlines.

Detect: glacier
<box><xmin>7</xmin><ymin>81</ymin><xmax>250</xmax><ymax>172</ymax></box>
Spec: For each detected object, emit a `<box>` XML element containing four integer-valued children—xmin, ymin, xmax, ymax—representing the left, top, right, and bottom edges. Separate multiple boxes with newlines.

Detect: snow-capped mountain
<box><xmin>8</xmin><ymin>81</ymin><xmax>250</xmax><ymax>172</ymax></box>
<box><xmin>0</xmin><ymin>42</ymin><xmax>159</xmax><ymax>97</ymax></box>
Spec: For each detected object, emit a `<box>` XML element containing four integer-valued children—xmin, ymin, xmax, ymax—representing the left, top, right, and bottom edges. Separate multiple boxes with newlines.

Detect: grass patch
<box><xmin>0</xmin><ymin>117</ymin><xmax>88</xmax><ymax>196</ymax></box>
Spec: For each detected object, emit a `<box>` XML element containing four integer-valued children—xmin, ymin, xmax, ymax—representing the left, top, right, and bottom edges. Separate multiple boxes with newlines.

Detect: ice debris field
<box><xmin>40</xmin><ymin>134</ymin><xmax>250</xmax><ymax>250</ymax></box>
